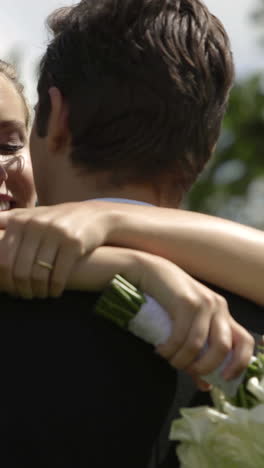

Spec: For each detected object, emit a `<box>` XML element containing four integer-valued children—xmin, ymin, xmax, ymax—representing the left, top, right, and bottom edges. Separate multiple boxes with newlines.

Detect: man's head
<box><xmin>31</xmin><ymin>0</ymin><xmax>234</xmax><ymax>206</ymax></box>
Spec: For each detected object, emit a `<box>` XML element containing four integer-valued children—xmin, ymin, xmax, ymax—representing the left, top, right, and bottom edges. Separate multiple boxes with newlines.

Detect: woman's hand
<box><xmin>0</xmin><ymin>201</ymin><xmax>112</xmax><ymax>298</ymax></box>
<box><xmin>130</xmin><ymin>251</ymin><xmax>254</xmax><ymax>383</ymax></box>
<box><xmin>68</xmin><ymin>247</ymin><xmax>254</xmax><ymax>386</ymax></box>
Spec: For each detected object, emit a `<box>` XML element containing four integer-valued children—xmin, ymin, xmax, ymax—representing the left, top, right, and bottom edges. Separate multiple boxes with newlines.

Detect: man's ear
<box><xmin>46</xmin><ymin>87</ymin><xmax>71</xmax><ymax>154</ymax></box>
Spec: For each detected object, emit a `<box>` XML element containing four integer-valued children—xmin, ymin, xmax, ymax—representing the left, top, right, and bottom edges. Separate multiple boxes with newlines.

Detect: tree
<box><xmin>186</xmin><ymin>2</ymin><xmax>264</xmax><ymax>228</ymax></box>
<box><xmin>251</xmin><ymin>0</ymin><xmax>264</xmax><ymax>45</ymax></box>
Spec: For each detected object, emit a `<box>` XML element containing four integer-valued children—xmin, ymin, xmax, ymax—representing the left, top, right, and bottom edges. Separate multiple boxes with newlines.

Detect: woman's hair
<box><xmin>0</xmin><ymin>60</ymin><xmax>31</xmax><ymax>129</ymax></box>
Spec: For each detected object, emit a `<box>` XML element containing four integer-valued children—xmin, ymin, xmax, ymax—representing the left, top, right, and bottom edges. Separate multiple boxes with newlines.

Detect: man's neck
<box><xmin>44</xmin><ymin>170</ymin><xmax>174</xmax><ymax>207</ymax></box>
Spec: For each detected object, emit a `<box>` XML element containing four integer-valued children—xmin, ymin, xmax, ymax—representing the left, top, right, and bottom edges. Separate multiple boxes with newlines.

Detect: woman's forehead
<box><xmin>0</xmin><ymin>75</ymin><xmax>26</xmax><ymax>125</ymax></box>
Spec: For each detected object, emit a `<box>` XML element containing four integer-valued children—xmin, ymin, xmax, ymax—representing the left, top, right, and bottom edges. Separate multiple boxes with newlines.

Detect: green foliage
<box><xmin>186</xmin><ymin>0</ymin><xmax>264</xmax><ymax>227</ymax></box>
<box><xmin>251</xmin><ymin>0</ymin><xmax>264</xmax><ymax>45</ymax></box>
<box><xmin>187</xmin><ymin>74</ymin><xmax>264</xmax><ymax>221</ymax></box>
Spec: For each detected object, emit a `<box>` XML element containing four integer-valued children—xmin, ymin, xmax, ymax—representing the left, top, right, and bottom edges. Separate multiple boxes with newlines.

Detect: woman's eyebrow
<box><xmin>0</xmin><ymin>120</ymin><xmax>27</xmax><ymax>142</ymax></box>
<box><xmin>0</xmin><ymin>120</ymin><xmax>26</xmax><ymax>132</ymax></box>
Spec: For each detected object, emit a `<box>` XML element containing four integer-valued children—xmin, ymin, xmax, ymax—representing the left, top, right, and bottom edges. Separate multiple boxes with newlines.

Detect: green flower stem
<box><xmin>229</xmin><ymin>351</ymin><xmax>264</xmax><ymax>408</ymax></box>
<box><xmin>114</xmin><ymin>274</ymin><xmax>140</xmax><ymax>293</ymax></box>
<box><xmin>238</xmin><ymin>384</ymin><xmax>248</xmax><ymax>408</ymax></box>
<box><xmin>98</xmin><ymin>297</ymin><xmax>135</xmax><ymax>322</ymax></box>
<box><xmin>113</xmin><ymin>277</ymin><xmax>145</xmax><ymax>305</ymax></box>
<box><xmin>95</xmin><ymin>274</ymin><xmax>146</xmax><ymax>330</ymax></box>
<box><xmin>96</xmin><ymin>304</ymin><xmax>129</xmax><ymax>329</ymax></box>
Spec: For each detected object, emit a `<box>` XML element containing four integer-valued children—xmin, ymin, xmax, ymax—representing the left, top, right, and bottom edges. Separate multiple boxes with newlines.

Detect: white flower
<box><xmin>170</xmin><ymin>404</ymin><xmax>264</xmax><ymax>468</ymax></box>
<box><xmin>247</xmin><ymin>377</ymin><xmax>264</xmax><ymax>402</ymax></box>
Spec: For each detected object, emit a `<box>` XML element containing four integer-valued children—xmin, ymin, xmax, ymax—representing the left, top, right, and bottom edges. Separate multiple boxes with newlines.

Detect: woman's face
<box><xmin>0</xmin><ymin>74</ymin><xmax>36</xmax><ymax>210</ymax></box>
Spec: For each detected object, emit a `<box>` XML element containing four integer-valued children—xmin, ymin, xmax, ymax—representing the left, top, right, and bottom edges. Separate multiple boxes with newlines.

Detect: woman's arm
<box><xmin>0</xmin><ymin>201</ymin><xmax>263</xmax><ymax>304</ymax></box>
<box><xmin>66</xmin><ymin>244</ymin><xmax>253</xmax><ymax>383</ymax></box>
<box><xmin>103</xmin><ymin>203</ymin><xmax>264</xmax><ymax>306</ymax></box>
<box><xmin>0</xmin><ymin>208</ymin><xmax>255</xmax><ymax>385</ymax></box>
<box><xmin>0</xmin><ymin>223</ymin><xmax>253</xmax><ymax>383</ymax></box>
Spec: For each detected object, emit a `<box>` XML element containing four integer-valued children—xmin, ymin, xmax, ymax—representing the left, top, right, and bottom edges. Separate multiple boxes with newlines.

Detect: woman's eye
<box><xmin>0</xmin><ymin>144</ymin><xmax>24</xmax><ymax>155</ymax></box>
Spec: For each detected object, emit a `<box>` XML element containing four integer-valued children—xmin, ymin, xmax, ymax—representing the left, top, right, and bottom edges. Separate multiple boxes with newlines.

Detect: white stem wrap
<box><xmin>128</xmin><ymin>295</ymin><xmax>247</xmax><ymax>397</ymax></box>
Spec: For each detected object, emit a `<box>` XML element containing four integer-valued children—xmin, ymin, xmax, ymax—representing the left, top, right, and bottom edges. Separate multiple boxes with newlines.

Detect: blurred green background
<box><xmin>186</xmin><ymin>0</ymin><xmax>264</xmax><ymax>228</ymax></box>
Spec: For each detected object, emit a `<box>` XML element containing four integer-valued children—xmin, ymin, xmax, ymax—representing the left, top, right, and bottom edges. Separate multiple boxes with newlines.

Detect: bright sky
<box><xmin>0</xmin><ymin>0</ymin><xmax>263</xmax><ymax>103</ymax></box>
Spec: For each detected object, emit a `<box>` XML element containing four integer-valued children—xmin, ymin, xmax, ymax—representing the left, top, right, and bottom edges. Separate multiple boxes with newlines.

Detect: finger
<box><xmin>0</xmin><ymin>210</ymin><xmax>13</xmax><ymax>229</ymax></box>
<box><xmin>195</xmin><ymin>378</ymin><xmax>212</xmax><ymax>392</ymax></box>
<box><xmin>168</xmin><ymin>310</ymin><xmax>210</xmax><ymax>370</ymax></box>
<box><xmin>0</xmin><ymin>207</ymin><xmax>26</xmax><ymax>230</ymax></box>
<box><xmin>156</xmin><ymin>308</ymin><xmax>193</xmax><ymax>361</ymax></box>
<box><xmin>156</xmin><ymin>322</ymin><xmax>189</xmax><ymax>361</ymax></box>
<box><xmin>12</xmin><ymin>224</ymin><xmax>45</xmax><ymax>299</ymax></box>
<box><xmin>186</xmin><ymin>371</ymin><xmax>212</xmax><ymax>392</ymax></box>
<box><xmin>0</xmin><ymin>219</ymin><xmax>27</xmax><ymax>294</ymax></box>
<box><xmin>0</xmin><ymin>234</ymin><xmax>16</xmax><ymax>293</ymax></box>
<box><xmin>31</xmin><ymin>239</ymin><xmax>59</xmax><ymax>298</ymax></box>
<box><xmin>49</xmin><ymin>242</ymin><xmax>81</xmax><ymax>298</ymax></box>
<box><xmin>222</xmin><ymin>320</ymin><xmax>254</xmax><ymax>380</ymax></box>
<box><xmin>188</xmin><ymin>313</ymin><xmax>232</xmax><ymax>376</ymax></box>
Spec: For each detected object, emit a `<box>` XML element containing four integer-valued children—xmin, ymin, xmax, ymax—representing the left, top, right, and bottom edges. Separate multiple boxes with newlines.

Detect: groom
<box><xmin>0</xmin><ymin>1</ymin><xmax>262</xmax><ymax>467</ymax></box>
<box><xmin>32</xmin><ymin>0</ymin><xmax>262</xmax><ymax>465</ymax></box>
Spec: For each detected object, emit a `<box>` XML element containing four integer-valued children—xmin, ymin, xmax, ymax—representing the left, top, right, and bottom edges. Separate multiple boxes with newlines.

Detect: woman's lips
<box><xmin>0</xmin><ymin>200</ymin><xmax>10</xmax><ymax>211</ymax></box>
<box><xmin>0</xmin><ymin>195</ymin><xmax>15</xmax><ymax>211</ymax></box>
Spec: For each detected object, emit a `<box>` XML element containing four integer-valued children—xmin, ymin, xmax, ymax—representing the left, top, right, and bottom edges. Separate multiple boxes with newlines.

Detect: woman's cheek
<box><xmin>22</xmin><ymin>165</ymin><xmax>37</xmax><ymax>207</ymax></box>
<box><xmin>11</xmin><ymin>162</ymin><xmax>36</xmax><ymax>208</ymax></box>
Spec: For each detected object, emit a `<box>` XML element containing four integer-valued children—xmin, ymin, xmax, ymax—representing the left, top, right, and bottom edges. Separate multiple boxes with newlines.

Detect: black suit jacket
<box><xmin>0</xmin><ymin>286</ymin><xmax>262</xmax><ymax>468</ymax></box>
<box><xmin>0</xmin><ymin>291</ymin><xmax>177</xmax><ymax>468</ymax></box>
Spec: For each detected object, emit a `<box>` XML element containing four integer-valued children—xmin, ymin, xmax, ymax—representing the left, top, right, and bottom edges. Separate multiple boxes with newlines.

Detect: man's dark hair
<box><xmin>36</xmin><ymin>0</ymin><xmax>234</xmax><ymax>199</ymax></box>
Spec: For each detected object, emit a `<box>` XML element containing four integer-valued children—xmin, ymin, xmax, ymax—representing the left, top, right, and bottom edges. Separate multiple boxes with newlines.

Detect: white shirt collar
<box><xmin>94</xmin><ymin>197</ymin><xmax>153</xmax><ymax>206</ymax></box>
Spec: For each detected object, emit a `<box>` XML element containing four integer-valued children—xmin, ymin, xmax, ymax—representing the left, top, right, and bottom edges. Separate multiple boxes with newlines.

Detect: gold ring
<box><xmin>36</xmin><ymin>260</ymin><xmax>54</xmax><ymax>271</ymax></box>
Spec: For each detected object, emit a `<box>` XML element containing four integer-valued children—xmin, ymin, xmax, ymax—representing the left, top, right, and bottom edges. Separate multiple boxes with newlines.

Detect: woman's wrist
<box><xmin>104</xmin><ymin>204</ymin><xmax>152</xmax><ymax>249</ymax></box>
<box><xmin>67</xmin><ymin>245</ymin><xmax>141</xmax><ymax>292</ymax></box>
<box><xmin>87</xmin><ymin>201</ymin><xmax>131</xmax><ymax>248</ymax></box>
<box><xmin>102</xmin><ymin>205</ymin><xmax>124</xmax><ymax>245</ymax></box>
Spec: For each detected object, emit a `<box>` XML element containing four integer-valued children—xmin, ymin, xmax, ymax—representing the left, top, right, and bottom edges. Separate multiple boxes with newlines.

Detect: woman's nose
<box><xmin>0</xmin><ymin>156</ymin><xmax>22</xmax><ymax>186</ymax></box>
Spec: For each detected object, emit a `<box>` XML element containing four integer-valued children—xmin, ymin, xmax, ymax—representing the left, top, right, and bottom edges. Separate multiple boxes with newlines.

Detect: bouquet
<box><xmin>169</xmin><ymin>354</ymin><xmax>264</xmax><ymax>468</ymax></box>
<box><xmin>95</xmin><ymin>275</ymin><xmax>264</xmax><ymax>467</ymax></box>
